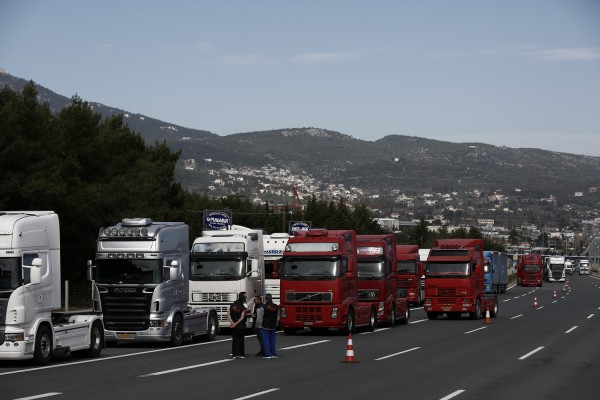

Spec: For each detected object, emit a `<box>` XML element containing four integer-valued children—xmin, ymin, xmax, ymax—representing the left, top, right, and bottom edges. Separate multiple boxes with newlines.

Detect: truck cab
<box><xmin>396</xmin><ymin>244</ymin><xmax>424</xmax><ymax>306</ymax></box>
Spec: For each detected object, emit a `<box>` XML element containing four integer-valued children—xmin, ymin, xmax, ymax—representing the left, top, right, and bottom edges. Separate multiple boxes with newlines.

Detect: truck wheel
<box><xmin>367</xmin><ymin>307</ymin><xmax>376</xmax><ymax>332</ymax></box>
<box><xmin>399</xmin><ymin>306</ymin><xmax>409</xmax><ymax>325</ymax></box>
<box><xmin>490</xmin><ymin>297</ymin><xmax>499</xmax><ymax>318</ymax></box>
<box><xmin>170</xmin><ymin>314</ymin><xmax>184</xmax><ymax>347</ymax></box>
<box><xmin>204</xmin><ymin>313</ymin><xmax>218</xmax><ymax>342</ymax></box>
<box><xmin>389</xmin><ymin>307</ymin><xmax>396</xmax><ymax>328</ymax></box>
<box><xmin>33</xmin><ymin>325</ymin><xmax>53</xmax><ymax>365</ymax></box>
<box><xmin>74</xmin><ymin>320</ymin><xmax>104</xmax><ymax>358</ymax></box>
<box><xmin>469</xmin><ymin>299</ymin><xmax>481</xmax><ymax>320</ymax></box>
<box><xmin>341</xmin><ymin>310</ymin><xmax>355</xmax><ymax>335</ymax></box>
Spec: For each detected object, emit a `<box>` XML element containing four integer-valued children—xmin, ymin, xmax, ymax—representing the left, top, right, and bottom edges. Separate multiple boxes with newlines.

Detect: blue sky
<box><xmin>2</xmin><ymin>1</ymin><xmax>599</xmax><ymax>156</ymax></box>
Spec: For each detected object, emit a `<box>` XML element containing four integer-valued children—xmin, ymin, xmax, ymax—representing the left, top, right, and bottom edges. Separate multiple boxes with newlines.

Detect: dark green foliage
<box><xmin>1</xmin><ymin>83</ymin><xmax>383</xmax><ymax>281</ymax></box>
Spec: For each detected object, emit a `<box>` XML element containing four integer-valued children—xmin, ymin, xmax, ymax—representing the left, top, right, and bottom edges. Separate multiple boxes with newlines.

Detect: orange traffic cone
<box><xmin>341</xmin><ymin>333</ymin><xmax>359</xmax><ymax>363</ymax></box>
<box><xmin>533</xmin><ymin>296</ymin><xmax>538</xmax><ymax>308</ymax></box>
<box><xmin>484</xmin><ymin>306</ymin><xmax>491</xmax><ymax>324</ymax></box>
<box><xmin>553</xmin><ymin>290</ymin><xmax>557</xmax><ymax>300</ymax></box>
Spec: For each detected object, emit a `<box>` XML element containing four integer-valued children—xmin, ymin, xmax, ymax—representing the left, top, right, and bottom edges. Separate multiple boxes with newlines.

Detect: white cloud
<box><xmin>530</xmin><ymin>47</ymin><xmax>600</xmax><ymax>62</ymax></box>
<box><xmin>218</xmin><ymin>54</ymin><xmax>280</xmax><ymax>67</ymax></box>
<box><xmin>290</xmin><ymin>49</ymin><xmax>369</xmax><ymax>65</ymax></box>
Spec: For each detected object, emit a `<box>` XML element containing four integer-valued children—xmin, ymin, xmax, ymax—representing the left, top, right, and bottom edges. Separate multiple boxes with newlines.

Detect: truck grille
<box><xmin>397</xmin><ymin>278</ymin><xmax>413</xmax><ymax>288</ymax></box>
<box><xmin>437</xmin><ymin>288</ymin><xmax>457</xmax><ymax>297</ymax></box>
<box><xmin>99</xmin><ymin>287</ymin><xmax>153</xmax><ymax>331</ymax></box>
<box><xmin>192</xmin><ymin>292</ymin><xmax>236</xmax><ymax>302</ymax></box>
<box><xmin>294</xmin><ymin>306</ymin><xmax>323</xmax><ymax>322</ymax></box>
<box><xmin>285</xmin><ymin>292</ymin><xmax>332</xmax><ymax>302</ymax></box>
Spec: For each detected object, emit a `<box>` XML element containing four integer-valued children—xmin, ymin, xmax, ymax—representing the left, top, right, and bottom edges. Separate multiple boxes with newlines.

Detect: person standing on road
<box><xmin>228</xmin><ymin>291</ymin><xmax>247</xmax><ymax>358</ymax></box>
<box><xmin>251</xmin><ymin>295</ymin><xmax>266</xmax><ymax>356</ymax></box>
<box><xmin>259</xmin><ymin>293</ymin><xmax>279</xmax><ymax>358</ymax></box>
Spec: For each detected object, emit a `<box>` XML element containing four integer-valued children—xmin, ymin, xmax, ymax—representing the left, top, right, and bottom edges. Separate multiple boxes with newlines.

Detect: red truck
<box><xmin>356</xmin><ymin>235</ymin><xmax>409</xmax><ymax>328</ymax></box>
<box><xmin>517</xmin><ymin>254</ymin><xmax>544</xmax><ymax>287</ymax></box>
<box><xmin>279</xmin><ymin>229</ymin><xmax>373</xmax><ymax>334</ymax></box>
<box><xmin>395</xmin><ymin>244</ymin><xmax>424</xmax><ymax>306</ymax></box>
<box><xmin>424</xmin><ymin>239</ymin><xmax>498</xmax><ymax>320</ymax></box>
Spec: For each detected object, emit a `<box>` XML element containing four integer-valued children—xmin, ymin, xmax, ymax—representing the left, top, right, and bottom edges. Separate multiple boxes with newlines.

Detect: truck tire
<box><xmin>170</xmin><ymin>314</ymin><xmax>184</xmax><ymax>347</ymax></box>
<box><xmin>33</xmin><ymin>325</ymin><xmax>53</xmax><ymax>365</ymax></box>
<box><xmin>469</xmin><ymin>299</ymin><xmax>481</xmax><ymax>320</ymax></box>
<box><xmin>74</xmin><ymin>320</ymin><xmax>104</xmax><ymax>358</ymax></box>
<box><xmin>490</xmin><ymin>297</ymin><xmax>499</xmax><ymax>318</ymax></box>
<box><xmin>205</xmin><ymin>312</ymin><xmax>218</xmax><ymax>341</ymax></box>
<box><xmin>341</xmin><ymin>310</ymin><xmax>355</xmax><ymax>335</ymax></box>
<box><xmin>367</xmin><ymin>307</ymin><xmax>376</xmax><ymax>332</ymax></box>
<box><xmin>399</xmin><ymin>306</ymin><xmax>409</xmax><ymax>325</ymax></box>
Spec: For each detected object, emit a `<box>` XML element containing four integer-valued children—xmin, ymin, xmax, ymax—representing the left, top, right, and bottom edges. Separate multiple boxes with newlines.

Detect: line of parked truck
<box><xmin>5</xmin><ymin>210</ymin><xmax>562</xmax><ymax>366</ymax></box>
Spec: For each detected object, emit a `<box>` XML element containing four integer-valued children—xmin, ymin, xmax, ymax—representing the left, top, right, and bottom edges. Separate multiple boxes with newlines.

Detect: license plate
<box><xmin>441</xmin><ymin>307</ymin><xmax>452</xmax><ymax>311</ymax></box>
<box><xmin>116</xmin><ymin>333</ymin><xmax>135</xmax><ymax>340</ymax></box>
<box><xmin>303</xmin><ymin>322</ymin><xmax>313</xmax><ymax>326</ymax></box>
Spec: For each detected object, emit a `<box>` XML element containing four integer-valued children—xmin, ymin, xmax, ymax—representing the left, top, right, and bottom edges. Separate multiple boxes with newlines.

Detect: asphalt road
<box><xmin>2</xmin><ymin>274</ymin><xmax>600</xmax><ymax>400</ymax></box>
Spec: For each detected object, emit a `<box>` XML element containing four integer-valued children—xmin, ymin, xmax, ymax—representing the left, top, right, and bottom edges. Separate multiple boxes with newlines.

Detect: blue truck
<box><xmin>484</xmin><ymin>251</ymin><xmax>508</xmax><ymax>294</ymax></box>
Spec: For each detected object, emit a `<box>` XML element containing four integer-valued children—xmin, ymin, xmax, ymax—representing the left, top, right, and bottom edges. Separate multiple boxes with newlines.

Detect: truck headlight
<box><xmin>280</xmin><ymin>307</ymin><xmax>287</xmax><ymax>318</ymax></box>
<box><xmin>4</xmin><ymin>333</ymin><xmax>25</xmax><ymax>341</ymax></box>
<box><xmin>331</xmin><ymin>306</ymin><xmax>338</xmax><ymax>319</ymax></box>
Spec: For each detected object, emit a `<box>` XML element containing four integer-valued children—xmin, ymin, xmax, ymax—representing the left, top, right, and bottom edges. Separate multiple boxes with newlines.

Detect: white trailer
<box><xmin>0</xmin><ymin>211</ymin><xmax>104</xmax><ymax>364</ymax></box>
<box><xmin>263</xmin><ymin>233</ymin><xmax>290</xmax><ymax>304</ymax></box>
<box><xmin>579</xmin><ymin>259</ymin><xmax>590</xmax><ymax>275</ymax></box>
<box><xmin>189</xmin><ymin>226</ymin><xmax>264</xmax><ymax>331</ymax></box>
<box><xmin>89</xmin><ymin>218</ymin><xmax>218</xmax><ymax>345</ymax></box>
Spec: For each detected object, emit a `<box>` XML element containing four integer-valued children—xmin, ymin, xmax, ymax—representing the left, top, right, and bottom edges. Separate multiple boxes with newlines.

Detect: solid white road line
<box><xmin>139</xmin><ymin>358</ymin><xmax>234</xmax><ymax>377</ymax></box>
<box><xmin>510</xmin><ymin>314</ymin><xmax>523</xmax><ymax>320</ymax></box>
<box><xmin>375</xmin><ymin>347</ymin><xmax>420</xmax><ymax>361</ymax></box>
<box><xmin>233</xmin><ymin>388</ymin><xmax>280</xmax><ymax>400</ymax></box>
<box><xmin>439</xmin><ymin>389</ymin><xmax>466</xmax><ymax>400</ymax></box>
<box><xmin>519</xmin><ymin>346</ymin><xmax>544</xmax><ymax>360</ymax></box>
<box><xmin>587</xmin><ymin>314</ymin><xmax>594</xmax><ymax>319</ymax></box>
<box><xmin>464</xmin><ymin>327</ymin><xmax>487</xmax><ymax>335</ymax></box>
<box><xmin>409</xmin><ymin>318</ymin><xmax>428</xmax><ymax>324</ymax></box>
<box><xmin>279</xmin><ymin>340</ymin><xmax>330</xmax><ymax>350</ymax></box>
<box><xmin>13</xmin><ymin>393</ymin><xmax>62</xmax><ymax>400</ymax></box>
<box><xmin>565</xmin><ymin>326</ymin><xmax>578</xmax><ymax>334</ymax></box>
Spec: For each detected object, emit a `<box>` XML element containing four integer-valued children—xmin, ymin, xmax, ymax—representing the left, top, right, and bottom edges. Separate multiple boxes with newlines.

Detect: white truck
<box><xmin>579</xmin><ymin>259</ymin><xmax>590</xmax><ymax>275</ymax></box>
<box><xmin>189</xmin><ymin>226</ymin><xmax>264</xmax><ymax>331</ymax></box>
<box><xmin>0</xmin><ymin>211</ymin><xmax>104</xmax><ymax>364</ymax></box>
<box><xmin>263</xmin><ymin>233</ymin><xmax>290</xmax><ymax>304</ymax></box>
<box><xmin>564</xmin><ymin>260</ymin><xmax>574</xmax><ymax>275</ymax></box>
<box><xmin>88</xmin><ymin>218</ymin><xmax>218</xmax><ymax>346</ymax></box>
<box><xmin>547</xmin><ymin>256</ymin><xmax>566</xmax><ymax>282</ymax></box>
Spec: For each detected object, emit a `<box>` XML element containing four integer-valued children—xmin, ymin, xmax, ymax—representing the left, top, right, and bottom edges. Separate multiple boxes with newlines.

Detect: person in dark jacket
<box><xmin>258</xmin><ymin>293</ymin><xmax>279</xmax><ymax>358</ymax></box>
<box><xmin>228</xmin><ymin>292</ymin><xmax>247</xmax><ymax>358</ymax></box>
<box><xmin>251</xmin><ymin>296</ymin><xmax>266</xmax><ymax>356</ymax></box>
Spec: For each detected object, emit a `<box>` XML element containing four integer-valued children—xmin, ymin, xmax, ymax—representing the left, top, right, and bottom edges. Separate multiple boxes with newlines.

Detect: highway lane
<box><xmin>2</xmin><ymin>275</ymin><xmax>600</xmax><ymax>400</ymax></box>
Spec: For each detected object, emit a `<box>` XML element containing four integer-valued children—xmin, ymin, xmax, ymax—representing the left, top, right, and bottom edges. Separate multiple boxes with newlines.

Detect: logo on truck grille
<box><xmin>114</xmin><ymin>287</ymin><xmax>137</xmax><ymax>293</ymax></box>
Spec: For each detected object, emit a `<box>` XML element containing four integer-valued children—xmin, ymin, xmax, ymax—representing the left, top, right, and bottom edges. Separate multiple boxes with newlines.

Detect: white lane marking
<box><xmin>519</xmin><ymin>346</ymin><xmax>544</xmax><ymax>360</ymax></box>
<box><xmin>588</xmin><ymin>314</ymin><xmax>594</xmax><ymax>319</ymax></box>
<box><xmin>510</xmin><ymin>314</ymin><xmax>523</xmax><ymax>320</ymax></box>
<box><xmin>0</xmin><ymin>337</ymin><xmax>233</xmax><ymax>377</ymax></box>
<box><xmin>375</xmin><ymin>346</ymin><xmax>420</xmax><ymax>361</ymax></box>
<box><xmin>360</xmin><ymin>327</ymin><xmax>390</xmax><ymax>335</ymax></box>
<box><xmin>279</xmin><ymin>340</ymin><xmax>330</xmax><ymax>350</ymax></box>
<box><xmin>565</xmin><ymin>326</ymin><xmax>578</xmax><ymax>334</ymax></box>
<box><xmin>502</xmin><ymin>298</ymin><xmax>512</xmax><ymax>302</ymax></box>
<box><xmin>440</xmin><ymin>389</ymin><xmax>466</xmax><ymax>400</ymax></box>
<box><xmin>464</xmin><ymin>327</ymin><xmax>487</xmax><ymax>335</ymax></box>
<box><xmin>139</xmin><ymin>358</ymin><xmax>233</xmax><ymax>377</ymax></box>
<box><xmin>14</xmin><ymin>393</ymin><xmax>62</xmax><ymax>400</ymax></box>
<box><xmin>233</xmin><ymin>388</ymin><xmax>280</xmax><ymax>400</ymax></box>
<box><xmin>537</xmin><ymin>306</ymin><xmax>544</xmax><ymax>310</ymax></box>
<box><xmin>409</xmin><ymin>318</ymin><xmax>428</xmax><ymax>324</ymax></box>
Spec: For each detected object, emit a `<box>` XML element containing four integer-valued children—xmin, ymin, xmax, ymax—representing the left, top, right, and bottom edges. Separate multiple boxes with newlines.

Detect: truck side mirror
<box><xmin>169</xmin><ymin>260</ymin><xmax>180</xmax><ymax>281</ymax></box>
<box><xmin>87</xmin><ymin>259</ymin><xmax>95</xmax><ymax>281</ymax></box>
<box><xmin>29</xmin><ymin>258</ymin><xmax>43</xmax><ymax>285</ymax></box>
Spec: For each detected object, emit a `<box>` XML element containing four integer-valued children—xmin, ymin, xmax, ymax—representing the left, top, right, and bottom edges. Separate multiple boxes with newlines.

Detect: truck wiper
<box><xmin>190</xmin><ymin>273</ymin><xmax>209</xmax><ymax>281</ymax></box>
<box><xmin>213</xmin><ymin>273</ymin><xmax>236</xmax><ymax>280</ymax></box>
<box><xmin>358</xmin><ymin>273</ymin><xmax>378</xmax><ymax>280</ymax></box>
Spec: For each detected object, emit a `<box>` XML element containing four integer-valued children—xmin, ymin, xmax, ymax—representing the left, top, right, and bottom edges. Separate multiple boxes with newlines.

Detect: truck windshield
<box><xmin>190</xmin><ymin>258</ymin><xmax>245</xmax><ymax>281</ymax></box>
<box><xmin>0</xmin><ymin>257</ymin><xmax>21</xmax><ymax>290</ymax></box>
<box><xmin>397</xmin><ymin>260</ymin><xmax>417</xmax><ymax>274</ymax></box>
<box><xmin>358</xmin><ymin>260</ymin><xmax>385</xmax><ymax>279</ymax></box>
<box><xmin>96</xmin><ymin>259</ymin><xmax>165</xmax><ymax>284</ymax></box>
<box><xmin>426</xmin><ymin>262</ymin><xmax>470</xmax><ymax>276</ymax></box>
<box><xmin>281</xmin><ymin>257</ymin><xmax>340</xmax><ymax>280</ymax></box>
<box><xmin>523</xmin><ymin>264</ymin><xmax>541</xmax><ymax>271</ymax></box>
